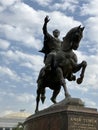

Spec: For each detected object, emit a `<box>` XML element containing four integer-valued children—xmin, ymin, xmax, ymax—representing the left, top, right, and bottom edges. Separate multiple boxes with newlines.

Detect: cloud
<box><xmin>83</xmin><ymin>98</ymin><xmax>97</xmax><ymax>108</ymax></box>
<box><xmin>84</xmin><ymin>63</ymin><xmax>98</xmax><ymax>89</ymax></box>
<box><xmin>0</xmin><ymin>49</ymin><xmax>43</xmax><ymax>86</ymax></box>
<box><xmin>0</xmin><ymin>23</ymin><xmax>42</xmax><ymax>50</ymax></box>
<box><xmin>1</xmin><ymin>50</ymin><xmax>43</xmax><ymax>66</ymax></box>
<box><xmin>20</xmin><ymin>62</ymin><xmax>33</xmax><ymax>69</ymax></box>
<box><xmin>0</xmin><ymin>66</ymin><xmax>20</xmax><ymax>81</ymax></box>
<box><xmin>16</xmin><ymin>93</ymin><xmax>35</xmax><ymax>103</ymax></box>
<box><xmin>0</xmin><ymin>110</ymin><xmax>15</xmax><ymax>117</ymax></box>
<box><xmin>49</xmin><ymin>0</ymin><xmax>79</xmax><ymax>12</ymax></box>
<box><xmin>0</xmin><ymin>2</ymin><xmax>43</xmax><ymax>49</ymax></box>
<box><xmin>84</xmin><ymin>17</ymin><xmax>98</xmax><ymax>44</ymax></box>
<box><xmin>81</xmin><ymin>0</ymin><xmax>98</xmax><ymax>16</ymax></box>
<box><xmin>20</xmin><ymin>73</ymin><xmax>35</xmax><ymax>84</ymax></box>
<box><xmin>31</xmin><ymin>0</ymin><xmax>52</xmax><ymax>6</ymax></box>
<box><xmin>0</xmin><ymin>39</ymin><xmax>10</xmax><ymax>50</ymax></box>
<box><xmin>0</xmin><ymin>0</ymin><xmax>20</xmax><ymax>6</ymax></box>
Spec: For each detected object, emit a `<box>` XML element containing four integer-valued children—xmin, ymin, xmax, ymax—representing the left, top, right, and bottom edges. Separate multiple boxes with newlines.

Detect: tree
<box><xmin>12</xmin><ymin>122</ymin><xmax>24</xmax><ymax>130</ymax></box>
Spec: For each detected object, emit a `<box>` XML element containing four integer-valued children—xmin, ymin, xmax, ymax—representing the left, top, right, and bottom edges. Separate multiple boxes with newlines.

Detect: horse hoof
<box><xmin>65</xmin><ymin>93</ymin><xmax>71</xmax><ymax>98</ymax></box>
<box><xmin>82</xmin><ymin>61</ymin><xmax>87</xmax><ymax>67</ymax></box>
<box><xmin>41</xmin><ymin>96</ymin><xmax>46</xmax><ymax>104</ymax></box>
<box><xmin>77</xmin><ymin>78</ymin><xmax>82</xmax><ymax>84</ymax></box>
<box><xmin>50</xmin><ymin>97</ymin><xmax>57</xmax><ymax>104</ymax></box>
<box><xmin>72</xmin><ymin>75</ymin><xmax>76</xmax><ymax>81</ymax></box>
<box><xmin>35</xmin><ymin>110</ymin><xmax>38</xmax><ymax>113</ymax></box>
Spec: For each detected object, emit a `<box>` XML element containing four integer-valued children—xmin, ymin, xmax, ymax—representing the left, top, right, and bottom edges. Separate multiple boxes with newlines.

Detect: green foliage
<box><xmin>12</xmin><ymin>122</ymin><xmax>24</xmax><ymax>130</ymax></box>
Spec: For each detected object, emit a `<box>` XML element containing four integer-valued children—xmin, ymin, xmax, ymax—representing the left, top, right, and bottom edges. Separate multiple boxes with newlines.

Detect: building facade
<box><xmin>0</xmin><ymin>111</ymin><xmax>31</xmax><ymax>130</ymax></box>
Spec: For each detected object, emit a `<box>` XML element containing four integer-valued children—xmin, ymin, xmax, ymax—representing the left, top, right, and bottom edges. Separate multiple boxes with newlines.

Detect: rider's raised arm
<box><xmin>42</xmin><ymin>16</ymin><xmax>50</xmax><ymax>36</ymax></box>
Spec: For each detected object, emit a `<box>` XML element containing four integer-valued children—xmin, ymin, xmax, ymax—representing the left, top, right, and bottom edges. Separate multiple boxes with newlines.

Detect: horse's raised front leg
<box><xmin>77</xmin><ymin>61</ymin><xmax>87</xmax><ymax>84</ymax></box>
<box><xmin>73</xmin><ymin>61</ymin><xmax>87</xmax><ymax>84</ymax></box>
<box><xmin>57</xmin><ymin>67</ymin><xmax>71</xmax><ymax>98</ymax></box>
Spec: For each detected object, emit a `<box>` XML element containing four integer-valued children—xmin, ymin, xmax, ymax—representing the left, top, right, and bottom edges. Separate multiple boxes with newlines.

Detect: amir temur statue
<box><xmin>35</xmin><ymin>16</ymin><xmax>87</xmax><ymax>112</ymax></box>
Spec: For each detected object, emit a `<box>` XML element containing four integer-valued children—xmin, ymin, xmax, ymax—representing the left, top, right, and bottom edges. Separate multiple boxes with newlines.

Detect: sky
<box><xmin>0</xmin><ymin>0</ymin><xmax>98</xmax><ymax>116</ymax></box>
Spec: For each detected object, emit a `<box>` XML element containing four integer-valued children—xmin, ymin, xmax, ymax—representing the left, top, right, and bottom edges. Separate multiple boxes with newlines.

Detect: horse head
<box><xmin>62</xmin><ymin>25</ymin><xmax>85</xmax><ymax>51</ymax></box>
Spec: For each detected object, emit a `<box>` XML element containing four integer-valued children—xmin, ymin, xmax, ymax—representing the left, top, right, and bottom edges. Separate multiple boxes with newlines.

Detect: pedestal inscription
<box><xmin>69</xmin><ymin>116</ymin><xmax>97</xmax><ymax>130</ymax></box>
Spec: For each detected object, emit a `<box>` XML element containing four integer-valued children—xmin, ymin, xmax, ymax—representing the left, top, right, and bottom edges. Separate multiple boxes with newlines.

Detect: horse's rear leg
<box><xmin>35</xmin><ymin>88</ymin><xmax>40</xmax><ymax>113</ymax></box>
<box><xmin>51</xmin><ymin>87</ymin><xmax>61</xmax><ymax>104</ymax></box>
<box><xmin>41</xmin><ymin>89</ymin><xmax>46</xmax><ymax>104</ymax></box>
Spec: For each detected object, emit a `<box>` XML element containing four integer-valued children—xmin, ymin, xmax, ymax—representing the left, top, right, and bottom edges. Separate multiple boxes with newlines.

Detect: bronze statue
<box><xmin>35</xmin><ymin>16</ymin><xmax>87</xmax><ymax>113</ymax></box>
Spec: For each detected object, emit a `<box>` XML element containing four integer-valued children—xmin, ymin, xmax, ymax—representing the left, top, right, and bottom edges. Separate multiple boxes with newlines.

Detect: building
<box><xmin>0</xmin><ymin>110</ymin><xmax>31</xmax><ymax>130</ymax></box>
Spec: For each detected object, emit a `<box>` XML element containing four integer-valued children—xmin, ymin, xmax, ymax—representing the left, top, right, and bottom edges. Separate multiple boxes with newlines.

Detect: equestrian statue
<box><xmin>35</xmin><ymin>16</ymin><xmax>87</xmax><ymax>113</ymax></box>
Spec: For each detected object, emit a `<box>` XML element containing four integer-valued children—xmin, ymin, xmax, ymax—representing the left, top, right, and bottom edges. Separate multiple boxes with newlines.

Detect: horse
<box><xmin>35</xmin><ymin>25</ymin><xmax>87</xmax><ymax>113</ymax></box>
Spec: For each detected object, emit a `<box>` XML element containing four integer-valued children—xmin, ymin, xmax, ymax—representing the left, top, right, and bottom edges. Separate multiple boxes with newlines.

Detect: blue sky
<box><xmin>0</xmin><ymin>0</ymin><xmax>98</xmax><ymax>116</ymax></box>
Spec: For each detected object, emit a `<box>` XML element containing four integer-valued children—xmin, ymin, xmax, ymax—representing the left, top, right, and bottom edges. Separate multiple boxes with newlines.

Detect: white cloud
<box><xmin>0</xmin><ymin>110</ymin><xmax>15</xmax><ymax>117</ymax></box>
<box><xmin>0</xmin><ymin>24</ymin><xmax>42</xmax><ymax>49</ymax></box>
<box><xmin>83</xmin><ymin>98</ymin><xmax>97</xmax><ymax>108</ymax></box>
<box><xmin>84</xmin><ymin>63</ymin><xmax>98</xmax><ymax>89</ymax></box>
<box><xmin>50</xmin><ymin>0</ymin><xmax>79</xmax><ymax>12</ymax></box>
<box><xmin>1</xmin><ymin>50</ymin><xmax>43</xmax><ymax>63</ymax></box>
<box><xmin>20</xmin><ymin>73</ymin><xmax>34</xmax><ymax>83</ymax></box>
<box><xmin>0</xmin><ymin>66</ymin><xmax>20</xmax><ymax>81</ymax></box>
<box><xmin>81</xmin><ymin>0</ymin><xmax>98</xmax><ymax>16</ymax></box>
<box><xmin>0</xmin><ymin>0</ymin><xmax>19</xmax><ymax>7</ymax></box>
<box><xmin>0</xmin><ymin>50</ymin><xmax>44</xmax><ymax>73</ymax></box>
<box><xmin>0</xmin><ymin>2</ymin><xmax>43</xmax><ymax>49</ymax></box>
<box><xmin>15</xmin><ymin>51</ymin><xmax>44</xmax><ymax>72</ymax></box>
<box><xmin>16</xmin><ymin>93</ymin><xmax>35</xmax><ymax>103</ymax></box>
<box><xmin>31</xmin><ymin>0</ymin><xmax>52</xmax><ymax>6</ymax></box>
<box><xmin>0</xmin><ymin>39</ymin><xmax>10</xmax><ymax>50</ymax></box>
<box><xmin>84</xmin><ymin>17</ymin><xmax>98</xmax><ymax>44</ymax></box>
<box><xmin>20</xmin><ymin>62</ymin><xmax>33</xmax><ymax>69</ymax></box>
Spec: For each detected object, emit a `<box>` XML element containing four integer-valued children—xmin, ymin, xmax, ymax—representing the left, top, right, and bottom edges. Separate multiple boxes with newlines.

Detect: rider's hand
<box><xmin>44</xmin><ymin>16</ymin><xmax>50</xmax><ymax>23</ymax></box>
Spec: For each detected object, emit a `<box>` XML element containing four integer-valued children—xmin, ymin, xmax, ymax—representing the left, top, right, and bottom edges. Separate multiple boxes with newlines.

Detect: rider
<box><xmin>39</xmin><ymin>16</ymin><xmax>62</xmax><ymax>63</ymax></box>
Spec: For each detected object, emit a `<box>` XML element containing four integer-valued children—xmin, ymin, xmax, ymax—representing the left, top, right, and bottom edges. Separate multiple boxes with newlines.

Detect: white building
<box><xmin>0</xmin><ymin>111</ymin><xmax>31</xmax><ymax>130</ymax></box>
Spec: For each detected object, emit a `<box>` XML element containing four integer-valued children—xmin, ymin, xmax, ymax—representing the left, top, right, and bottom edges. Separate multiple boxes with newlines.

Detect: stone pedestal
<box><xmin>24</xmin><ymin>98</ymin><xmax>98</xmax><ymax>130</ymax></box>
